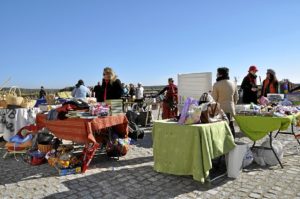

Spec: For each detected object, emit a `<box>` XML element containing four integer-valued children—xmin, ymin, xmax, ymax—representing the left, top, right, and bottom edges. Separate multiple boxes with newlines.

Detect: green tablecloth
<box><xmin>152</xmin><ymin>120</ymin><xmax>236</xmax><ymax>183</ymax></box>
<box><xmin>235</xmin><ymin>113</ymin><xmax>300</xmax><ymax>142</ymax></box>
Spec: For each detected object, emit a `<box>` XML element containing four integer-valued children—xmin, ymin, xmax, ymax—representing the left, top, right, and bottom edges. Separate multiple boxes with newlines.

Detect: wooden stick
<box><xmin>0</xmin><ymin>77</ymin><xmax>12</xmax><ymax>91</ymax></box>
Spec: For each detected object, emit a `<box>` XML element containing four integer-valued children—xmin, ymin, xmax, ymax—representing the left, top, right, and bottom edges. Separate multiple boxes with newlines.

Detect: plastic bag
<box><xmin>242</xmin><ymin>146</ymin><xmax>254</xmax><ymax>168</ymax></box>
<box><xmin>253</xmin><ymin>149</ymin><xmax>266</xmax><ymax>167</ymax></box>
<box><xmin>261</xmin><ymin>138</ymin><xmax>283</xmax><ymax>166</ymax></box>
<box><xmin>226</xmin><ymin>142</ymin><xmax>248</xmax><ymax>178</ymax></box>
<box><xmin>178</xmin><ymin>97</ymin><xmax>199</xmax><ymax>125</ymax></box>
<box><xmin>184</xmin><ymin>104</ymin><xmax>202</xmax><ymax>125</ymax></box>
<box><xmin>259</xmin><ymin>96</ymin><xmax>269</xmax><ymax>106</ymax></box>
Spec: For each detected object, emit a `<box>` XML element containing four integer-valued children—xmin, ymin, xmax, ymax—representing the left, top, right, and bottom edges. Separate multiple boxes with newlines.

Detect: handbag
<box><xmin>6</xmin><ymin>86</ymin><xmax>24</xmax><ymax>106</ymax></box>
<box><xmin>200</xmin><ymin>102</ymin><xmax>228</xmax><ymax>123</ymax></box>
<box><xmin>199</xmin><ymin>92</ymin><xmax>214</xmax><ymax>105</ymax></box>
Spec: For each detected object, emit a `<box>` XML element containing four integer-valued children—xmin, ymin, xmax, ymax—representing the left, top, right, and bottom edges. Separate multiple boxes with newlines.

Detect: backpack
<box><xmin>128</xmin><ymin>122</ymin><xmax>144</xmax><ymax>141</ymax></box>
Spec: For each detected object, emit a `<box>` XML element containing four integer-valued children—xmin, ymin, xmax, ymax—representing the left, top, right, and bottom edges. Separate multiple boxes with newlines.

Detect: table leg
<box><xmin>291</xmin><ymin>124</ymin><xmax>300</xmax><ymax>146</ymax></box>
<box><xmin>269</xmin><ymin>133</ymin><xmax>284</xmax><ymax>169</ymax></box>
<box><xmin>3</xmin><ymin>152</ymin><xmax>8</xmax><ymax>159</ymax></box>
<box><xmin>251</xmin><ymin>141</ymin><xmax>256</xmax><ymax>150</ymax></box>
<box><xmin>274</xmin><ymin>129</ymin><xmax>280</xmax><ymax>138</ymax></box>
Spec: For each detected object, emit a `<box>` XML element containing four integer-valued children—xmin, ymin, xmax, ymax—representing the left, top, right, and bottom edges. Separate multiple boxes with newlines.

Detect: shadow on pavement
<box><xmin>43</xmin><ymin>165</ymin><xmax>231</xmax><ymax>199</ymax></box>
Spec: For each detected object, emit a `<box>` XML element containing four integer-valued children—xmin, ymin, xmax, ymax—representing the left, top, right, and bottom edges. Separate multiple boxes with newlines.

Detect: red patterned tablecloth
<box><xmin>36</xmin><ymin>114</ymin><xmax>128</xmax><ymax>144</ymax></box>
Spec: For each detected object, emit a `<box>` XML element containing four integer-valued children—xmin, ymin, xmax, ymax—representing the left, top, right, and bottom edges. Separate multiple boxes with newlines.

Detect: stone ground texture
<box><xmin>0</xmin><ymin>123</ymin><xmax>300</xmax><ymax>199</ymax></box>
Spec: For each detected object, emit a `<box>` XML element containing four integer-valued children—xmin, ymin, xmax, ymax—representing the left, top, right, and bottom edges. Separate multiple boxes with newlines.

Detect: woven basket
<box><xmin>0</xmin><ymin>94</ymin><xmax>6</xmax><ymax>108</ymax></box>
<box><xmin>21</xmin><ymin>98</ymin><xmax>37</xmax><ymax>108</ymax></box>
<box><xmin>46</xmin><ymin>94</ymin><xmax>56</xmax><ymax>105</ymax></box>
<box><xmin>6</xmin><ymin>86</ymin><xmax>24</xmax><ymax>106</ymax></box>
<box><xmin>38</xmin><ymin>144</ymin><xmax>52</xmax><ymax>153</ymax></box>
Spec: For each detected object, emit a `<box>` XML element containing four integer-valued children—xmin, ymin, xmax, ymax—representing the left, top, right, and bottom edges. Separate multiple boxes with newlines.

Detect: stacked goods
<box><xmin>46</xmin><ymin>145</ymin><xmax>83</xmax><ymax>176</ymax></box>
<box><xmin>105</xmin><ymin>99</ymin><xmax>123</xmax><ymax>116</ymax></box>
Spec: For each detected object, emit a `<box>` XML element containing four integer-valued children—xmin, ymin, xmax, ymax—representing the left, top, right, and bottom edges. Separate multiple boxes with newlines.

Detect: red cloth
<box><xmin>103</xmin><ymin>80</ymin><xmax>109</xmax><ymax>101</ymax></box>
<box><xmin>36</xmin><ymin>114</ymin><xmax>128</xmax><ymax>144</ymax></box>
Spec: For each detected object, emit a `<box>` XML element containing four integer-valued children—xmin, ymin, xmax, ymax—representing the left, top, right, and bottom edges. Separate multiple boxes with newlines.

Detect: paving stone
<box><xmin>1</xmin><ymin>127</ymin><xmax>300</xmax><ymax>199</ymax></box>
<box><xmin>249</xmin><ymin>193</ymin><xmax>262</xmax><ymax>199</ymax></box>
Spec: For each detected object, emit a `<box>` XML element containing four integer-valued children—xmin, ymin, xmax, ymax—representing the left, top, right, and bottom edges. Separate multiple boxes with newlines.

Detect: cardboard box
<box><xmin>57</xmin><ymin>167</ymin><xmax>82</xmax><ymax>176</ymax></box>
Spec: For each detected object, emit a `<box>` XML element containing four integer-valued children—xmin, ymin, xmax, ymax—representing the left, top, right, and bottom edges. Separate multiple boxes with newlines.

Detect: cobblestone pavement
<box><xmin>0</xmin><ymin>125</ymin><xmax>300</xmax><ymax>199</ymax></box>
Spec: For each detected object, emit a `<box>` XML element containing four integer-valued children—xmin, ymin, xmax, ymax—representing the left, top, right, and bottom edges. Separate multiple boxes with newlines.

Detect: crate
<box><xmin>56</xmin><ymin>167</ymin><xmax>82</xmax><ymax>176</ymax></box>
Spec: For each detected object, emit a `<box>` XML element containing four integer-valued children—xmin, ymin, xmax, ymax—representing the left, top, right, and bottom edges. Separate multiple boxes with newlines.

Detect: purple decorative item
<box><xmin>178</xmin><ymin>97</ymin><xmax>199</xmax><ymax>125</ymax></box>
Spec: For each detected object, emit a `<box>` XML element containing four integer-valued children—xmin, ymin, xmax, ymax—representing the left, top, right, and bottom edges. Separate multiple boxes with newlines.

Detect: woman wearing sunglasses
<box><xmin>99</xmin><ymin>67</ymin><xmax>123</xmax><ymax>102</ymax></box>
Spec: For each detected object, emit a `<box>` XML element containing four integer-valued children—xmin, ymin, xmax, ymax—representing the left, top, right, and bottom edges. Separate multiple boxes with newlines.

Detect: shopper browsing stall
<box><xmin>261</xmin><ymin>69</ymin><xmax>279</xmax><ymax>97</ymax></box>
<box><xmin>212</xmin><ymin>67</ymin><xmax>239</xmax><ymax>138</ymax></box>
<box><xmin>72</xmin><ymin>80</ymin><xmax>91</xmax><ymax>99</ymax></box>
<box><xmin>241</xmin><ymin>65</ymin><xmax>259</xmax><ymax>104</ymax></box>
<box><xmin>99</xmin><ymin>67</ymin><xmax>123</xmax><ymax>102</ymax></box>
<box><xmin>157</xmin><ymin>78</ymin><xmax>178</xmax><ymax>119</ymax></box>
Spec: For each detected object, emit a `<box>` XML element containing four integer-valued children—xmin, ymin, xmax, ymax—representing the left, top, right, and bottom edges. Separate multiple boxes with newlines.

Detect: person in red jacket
<box><xmin>261</xmin><ymin>69</ymin><xmax>279</xmax><ymax>97</ymax></box>
<box><xmin>157</xmin><ymin>78</ymin><xmax>178</xmax><ymax>119</ymax></box>
<box><xmin>241</xmin><ymin>66</ymin><xmax>259</xmax><ymax>104</ymax></box>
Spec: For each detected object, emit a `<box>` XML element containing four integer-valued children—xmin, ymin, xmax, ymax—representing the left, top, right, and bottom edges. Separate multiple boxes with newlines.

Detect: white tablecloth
<box><xmin>0</xmin><ymin>108</ymin><xmax>40</xmax><ymax>141</ymax></box>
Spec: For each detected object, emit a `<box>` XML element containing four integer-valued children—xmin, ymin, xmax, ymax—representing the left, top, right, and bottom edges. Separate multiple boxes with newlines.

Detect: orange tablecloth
<box><xmin>36</xmin><ymin>114</ymin><xmax>128</xmax><ymax>144</ymax></box>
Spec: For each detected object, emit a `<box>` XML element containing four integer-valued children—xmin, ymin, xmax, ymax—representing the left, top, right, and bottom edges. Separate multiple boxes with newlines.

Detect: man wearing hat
<box><xmin>157</xmin><ymin>78</ymin><xmax>178</xmax><ymax>119</ymax></box>
<box><xmin>212</xmin><ymin>67</ymin><xmax>239</xmax><ymax>137</ymax></box>
<box><xmin>241</xmin><ymin>65</ymin><xmax>259</xmax><ymax>104</ymax></box>
<box><xmin>261</xmin><ymin>69</ymin><xmax>279</xmax><ymax>97</ymax></box>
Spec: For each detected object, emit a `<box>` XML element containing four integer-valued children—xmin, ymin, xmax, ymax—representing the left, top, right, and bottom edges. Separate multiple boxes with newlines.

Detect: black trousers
<box><xmin>226</xmin><ymin>113</ymin><xmax>236</xmax><ymax>138</ymax></box>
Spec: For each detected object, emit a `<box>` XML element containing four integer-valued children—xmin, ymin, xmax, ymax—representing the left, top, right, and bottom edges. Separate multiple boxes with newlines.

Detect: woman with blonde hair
<box><xmin>99</xmin><ymin>67</ymin><xmax>123</xmax><ymax>102</ymax></box>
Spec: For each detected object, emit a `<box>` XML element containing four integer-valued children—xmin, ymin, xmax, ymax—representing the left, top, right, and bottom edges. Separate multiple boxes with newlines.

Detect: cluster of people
<box><xmin>71</xmin><ymin>67</ymin><xmax>150</xmax><ymax>104</ymax></box>
<box><xmin>241</xmin><ymin>66</ymin><xmax>278</xmax><ymax>104</ymax></box>
<box><xmin>212</xmin><ymin>65</ymin><xmax>279</xmax><ymax>138</ymax></box>
<box><xmin>70</xmin><ymin>65</ymin><xmax>280</xmax><ymax>138</ymax></box>
<box><xmin>72</xmin><ymin>67</ymin><xmax>123</xmax><ymax>102</ymax></box>
<box><xmin>70</xmin><ymin>66</ymin><xmax>179</xmax><ymax>121</ymax></box>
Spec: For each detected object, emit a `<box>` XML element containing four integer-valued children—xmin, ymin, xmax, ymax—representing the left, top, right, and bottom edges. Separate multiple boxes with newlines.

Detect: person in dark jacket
<box><xmin>39</xmin><ymin>86</ymin><xmax>47</xmax><ymax>99</ymax></box>
<box><xmin>99</xmin><ymin>67</ymin><xmax>123</xmax><ymax>102</ymax></box>
<box><xmin>261</xmin><ymin>69</ymin><xmax>279</xmax><ymax>97</ymax></box>
<box><xmin>157</xmin><ymin>78</ymin><xmax>178</xmax><ymax>119</ymax></box>
<box><xmin>93</xmin><ymin>82</ymin><xmax>102</xmax><ymax>102</ymax></box>
<box><xmin>129</xmin><ymin>83</ymin><xmax>136</xmax><ymax>99</ymax></box>
<box><xmin>241</xmin><ymin>66</ymin><xmax>259</xmax><ymax>104</ymax></box>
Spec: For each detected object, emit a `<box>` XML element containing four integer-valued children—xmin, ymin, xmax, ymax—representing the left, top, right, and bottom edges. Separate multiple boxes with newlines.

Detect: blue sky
<box><xmin>0</xmin><ymin>0</ymin><xmax>299</xmax><ymax>88</ymax></box>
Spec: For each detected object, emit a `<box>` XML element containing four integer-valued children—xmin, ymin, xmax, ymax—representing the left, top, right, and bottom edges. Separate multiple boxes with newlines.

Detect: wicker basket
<box><xmin>21</xmin><ymin>98</ymin><xmax>37</xmax><ymax>108</ymax></box>
<box><xmin>0</xmin><ymin>92</ymin><xmax>6</xmax><ymax>108</ymax></box>
<box><xmin>6</xmin><ymin>86</ymin><xmax>24</xmax><ymax>106</ymax></box>
<box><xmin>38</xmin><ymin>144</ymin><xmax>52</xmax><ymax>153</ymax></box>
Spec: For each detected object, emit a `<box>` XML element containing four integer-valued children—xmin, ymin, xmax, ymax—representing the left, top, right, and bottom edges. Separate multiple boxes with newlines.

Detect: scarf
<box><xmin>216</xmin><ymin>76</ymin><xmax>230</xmax><ymax>82</ymax></box>
<box><xmin>103</xmin><ymin>80</ymin><xmax>109</xmax><ymax>101</ymax></box>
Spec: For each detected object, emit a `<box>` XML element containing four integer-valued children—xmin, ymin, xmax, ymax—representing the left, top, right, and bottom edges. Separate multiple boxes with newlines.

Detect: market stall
<box><xmin>235</xmin><ymin>103</ymin><xmax>300</xmax><ymax>168</ymax></box>
<box><xmin>34</xmin><ymin>111</ymin><xmax>129</xmax><ymax>172</ymax></box>
<box><xmin>152</xmin><ymin>120</ymin><xmax>236</xmax><ymax>183</ymax></box>
<box><xmin>35</xmin><ymin>113</ymin><xmax>128</xmax><ymax>144</ymax></box>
